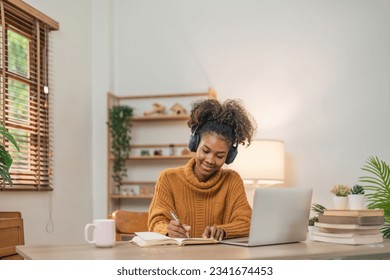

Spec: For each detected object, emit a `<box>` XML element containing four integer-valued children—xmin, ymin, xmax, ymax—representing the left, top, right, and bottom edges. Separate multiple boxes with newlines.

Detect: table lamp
<box><xmin>229</xmin><ymin>139</ymin><xmax>285</xmax><ymax>205</ymax></box>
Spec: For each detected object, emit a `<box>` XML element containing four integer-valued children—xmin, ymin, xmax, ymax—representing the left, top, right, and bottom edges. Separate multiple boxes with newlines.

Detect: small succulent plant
<box><xmin>311</xmin><ymin>203</ymin><xmax>326</xmax><ymax>214</ymax></box>
<box><xmin>330</xmin><ymin>184</ymin><xmax>351</xmax><ymax>197</ymax></box>
<box><xmin>351</xmin><ymin>184</ymin><xmax>365</xmax><ymax>195</ymax></box>
<box><xmin>308</xmin><ymin>216</ymin><xmax>318</xmax><ymax>226</ymax></box>
<box><xmin>308</xmin><ymin>203</ymin><xmax>326</xmax><ymax>226</ymax></box>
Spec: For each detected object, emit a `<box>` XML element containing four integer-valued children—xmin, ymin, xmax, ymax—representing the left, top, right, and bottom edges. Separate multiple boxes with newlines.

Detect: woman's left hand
<box><xmin>202</xmin><ymin>226</ymin><xmax>225</xmax><ymax>241</ymax></box>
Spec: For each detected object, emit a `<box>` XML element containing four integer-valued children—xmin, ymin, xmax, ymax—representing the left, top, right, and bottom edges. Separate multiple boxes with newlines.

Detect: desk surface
<box><xmin>16</xmin><ymin>239</ymin><xmax>390</xmax><ymax>260</ymax></box>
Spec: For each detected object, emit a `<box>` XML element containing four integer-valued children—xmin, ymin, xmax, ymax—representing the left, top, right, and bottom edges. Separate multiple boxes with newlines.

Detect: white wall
<box><xmin>1</xmin><ymin>0</ymin><xmax>389</xmax><ymax>246</ymax></box>
<box><xmin>91</xmin><ymin>0</ymin><xmax>113</xmax><ymax>222</ymax></box>
<box><xmin>111</xmin><ymin>0</ymin><xmax>390</xmax><ymax>210</ymax></box>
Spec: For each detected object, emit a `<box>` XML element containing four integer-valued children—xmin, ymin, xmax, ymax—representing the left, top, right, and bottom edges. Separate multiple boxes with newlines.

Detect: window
<box><xmin>0</xmin><ymin>0</ymin><xmax>58</xmax><ymax>190</ymax></box>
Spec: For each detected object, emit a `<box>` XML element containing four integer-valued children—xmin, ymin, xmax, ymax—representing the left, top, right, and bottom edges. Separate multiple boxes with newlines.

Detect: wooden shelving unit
<box><xmin>132</xmin><ymin>115</ymin><xmax>190</xmax><ymax>121</ymax></box>
<box><xmin>124</xmin><ymin>155</ymin><xmax>195</xmax><ymax>160</ymax></box>
<box><xmin>106</xmin><ymin>88</ymin><xmax>216</xmax><ymax>216</ymax></box>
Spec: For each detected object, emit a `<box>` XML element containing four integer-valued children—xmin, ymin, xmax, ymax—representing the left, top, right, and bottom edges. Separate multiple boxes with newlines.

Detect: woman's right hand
<box><xmin>167</xmin><ymin>220</ymin><xmax>191</xmax><ymax>238</ymax></box>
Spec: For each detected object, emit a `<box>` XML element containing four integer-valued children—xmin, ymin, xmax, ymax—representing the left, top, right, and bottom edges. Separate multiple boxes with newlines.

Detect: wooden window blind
<box><xmin>0</xmin><ymin>0</ymin><xmax>58</xmax><ymax>191</ymax></box>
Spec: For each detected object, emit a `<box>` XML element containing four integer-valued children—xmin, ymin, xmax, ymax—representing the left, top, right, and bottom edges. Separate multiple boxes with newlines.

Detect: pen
<box><xmin>169</xmin><ymin>211</ymin><xmax>190</xmax><ymax>238</ymax></box>
<box><xmin>169</xmin><ymin>211</ymin><xmax>179</xmax><ymax>222</ymax></box>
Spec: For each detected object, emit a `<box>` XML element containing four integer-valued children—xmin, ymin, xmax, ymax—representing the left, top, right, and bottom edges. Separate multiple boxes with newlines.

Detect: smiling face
<box><xmin>194</xmin><ymin>132</ymin><xmax>230</xmax><ymax>182</ymax></box>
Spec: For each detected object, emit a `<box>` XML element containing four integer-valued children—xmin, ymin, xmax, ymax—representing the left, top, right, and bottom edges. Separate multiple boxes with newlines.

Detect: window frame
<box><xmin>0</xmin><ymin>0</ymin><xmax>58</xmax><ymax>191</ymax></box>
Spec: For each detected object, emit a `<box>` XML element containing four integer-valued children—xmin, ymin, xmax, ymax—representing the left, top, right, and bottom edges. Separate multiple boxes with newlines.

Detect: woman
<box><xmin>148</xmin><ymin>98</ymin><xmax>257</xmax><ymax>240</ymax></box>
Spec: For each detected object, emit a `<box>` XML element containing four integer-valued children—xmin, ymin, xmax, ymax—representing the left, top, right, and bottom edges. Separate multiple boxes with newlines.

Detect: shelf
<box><xmin>129</xmin><ymin>155</ymin><xmax>193</xmax><ymax>160</ymax></box>
<box><xmin>120</xmin><ymin>181</ymin><xmax>155</xmax><ymax>185</ymax></box>
<box><xmin>130</xmin><ymin>144</ymin><xmax>188</xmax><ymax>149</ymax></box>
<box><xmin>107</xmin><ymin>88</ymin><xmax>216</xmax><ymax>216</ymax></box>
<box><xmin>132</xmin><ymin>115</ymin><xmax>190</xmax><ymax>122</ymax></box>
<box><xmin>109</xmin><ymin>155</ymin><xmax>194</xmax><ymax>160</ymax></box>
<box><xmin>110</xmin><ymin>194</ymin><xmax>153</xmax><ymax>199</ymax></box>
<box><xmin>109</xmin><ymin>91</ymin><xmax>215</xmax><ymax>100</ymax></box>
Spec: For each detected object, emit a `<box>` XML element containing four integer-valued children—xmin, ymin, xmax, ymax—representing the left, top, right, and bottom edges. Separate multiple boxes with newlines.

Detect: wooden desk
<box><xmin>16</xmin><ymin>239</ymin><xmax>390</xmax><ymax>260</ymax></box>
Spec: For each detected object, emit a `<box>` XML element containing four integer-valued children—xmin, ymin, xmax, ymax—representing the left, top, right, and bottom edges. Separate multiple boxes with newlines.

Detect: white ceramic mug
<box><xmin>84</xmin><ymin>219</ymin><xmax>116</xmax><ymax>247</ymax></box>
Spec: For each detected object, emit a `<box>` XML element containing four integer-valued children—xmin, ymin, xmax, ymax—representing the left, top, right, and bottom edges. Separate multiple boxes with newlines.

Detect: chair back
<box><xmin>0</xmin><ymin>211</ymin><xmax>24</xmax><ymax>259</ymax></box>
<box><xmin>112</xmin><ymin>210</ymin><xmax>148</xmax><ymax>241</ymax></box>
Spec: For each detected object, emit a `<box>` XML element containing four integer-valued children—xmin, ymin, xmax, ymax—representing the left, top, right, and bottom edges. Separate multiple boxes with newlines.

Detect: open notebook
<box><xmin>221</xmin><ymin>187</ymin><xmax>313</xmax><ymax>247</ymax></box>
<box><xmin>131</xmin><ymin>231</ymin><xmax>218</xmax><ymax>247</ymax></box>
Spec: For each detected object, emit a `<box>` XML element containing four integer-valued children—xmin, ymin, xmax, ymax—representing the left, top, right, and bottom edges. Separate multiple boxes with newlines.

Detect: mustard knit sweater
<box><xmin>148</xmin><ymin>158</ymin><xmax>252</xmax><ymax>238</ymax></box>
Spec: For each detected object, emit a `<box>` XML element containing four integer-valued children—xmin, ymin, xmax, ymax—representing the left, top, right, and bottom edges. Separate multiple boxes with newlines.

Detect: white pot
<box><xmin>307</xmin><ymin>225</ymin><xmax>319</xmax><ymax>240</ymax></box>
<box><xmin>332</xmin><ymin>196</ymin><xmax>348</xmax><ymax>209</ymax></box>
<box><xmin>348</xmin><ymin>194</ymin><xmax>365</xmax><ymax>210</ymax></box>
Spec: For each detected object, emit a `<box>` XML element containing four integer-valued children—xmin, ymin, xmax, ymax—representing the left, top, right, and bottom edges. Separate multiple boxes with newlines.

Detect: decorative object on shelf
<box><xmin>359</xmin><ymin>156</ymin><xmax>390</xmax><ymax>238</ymax></box>
<box><xmin>108</xmin><ymin>105</ymin><xmax>134</xmax><ymax>187</ymax></box>
<box><xmin>120</xmin><ymin>186</ymin><xmax>128</xmax><ymax>196</ymax></box>
<box><xmin>169</xmin><ymin>144</ymin><xmax>175</xmax><ymax>156</ymax></box>
<box><xmin>348</xmin><ymin>184</ymin><xmax>365</xmax><ymax>210</ymax></box>
<box><xmin>0</xmin><ymin>124</ymin><xmax>20</xmax><ymax>186</ymax></box>
<box><xmin>330</xmin><ymin>185</ymin><xmax>351</xmax><ymax>210</ymax></box>
<box><xmin>140</xmin><ymin>150</ymin><xmax>150</xmax><ymax>156</ymax></box>
<box><xmin>144</xmin><ymin>103</ymin><xmax>166</xmax><ymax>116</ymax></box>
<box><xmin>153</xmin><ymin>149</ymin><xmax>162</xmax><ymax>156</ymax></box>
<box><xmin>170</xmin><ymin>103</ymin><xmax>188</xmax><ymax>116</ymax></box>
<box><xmin>140</xmin><ymin>185</ymin><xmax>154</xmax><ymax>196</ymax></box>
<box><xmin>120</xmin><ymin>185</ymin><xmax>139</xmax><ymax>196</ymax></box>
<box><xmin>127</xmin><ymin>185</ymin><xmax>140</xmax><ymax>196</ymax></box>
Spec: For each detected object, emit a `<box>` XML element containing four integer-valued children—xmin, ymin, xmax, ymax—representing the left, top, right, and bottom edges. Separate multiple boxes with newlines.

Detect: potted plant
<box><xmin>330</xmin><ymin>184</ymin><xmax>351</xmax><ymax>209</ymax></box>
<box><xmin>308</xmin><ymin>203</ymin><xmax>326</xmax><ymax>226</ymax></box>
<box><xmin>308</xmin><ymin>203</ymin><xmax>326</xmax><ymax>239</ymax></box>
<box><xmin>348</xmin><ymin>184</ymin><xmax>365</xmax><ymax>210</ymax></box>
<box><xmin>359</xmin><ymin>156</ymin><xmax>390</xmax><ymax>238</ymax></box>
<box><xmin>108</xmin><ymin>105</ymin><xmax>134</xmax><ymax>190</ymax></box>
<box><xmin>0</xmin><ymin>124</ymin><xmax>20</xmax><ymax>186</ymax></box>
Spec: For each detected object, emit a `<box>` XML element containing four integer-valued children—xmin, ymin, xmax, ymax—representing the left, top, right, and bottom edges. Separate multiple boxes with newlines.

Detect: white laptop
<box><xmin>221</xmin><ymin>187</ymin><xmax>313</xmax><ymax>247</ymax></box>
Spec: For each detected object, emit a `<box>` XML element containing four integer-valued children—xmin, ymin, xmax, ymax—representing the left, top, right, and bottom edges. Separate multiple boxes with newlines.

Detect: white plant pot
<box><xmin>348</xmin><ymin>194</ymin><xmax>365</xmax><ymax>210</ymax></box>
<box><xmin>332</xmin><ymin>196</ymin><xmax>348</xmax><ymax>209</ymax></box>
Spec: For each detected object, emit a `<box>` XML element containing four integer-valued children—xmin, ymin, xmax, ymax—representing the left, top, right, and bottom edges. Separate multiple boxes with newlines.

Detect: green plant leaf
<box><xmin>0</xmin><ymin>145</ymin><xmax>13</xmax><ymax>169</ymax></box>
<box><xmin>311</xmin><ymin>203</ymin><xmax>326</xmax><ymax>214</ymax></box>
<box><xmin>0</xmin><ymin>125</ymin><xmax>20</xmax><ymax>151</ymax></box>
<box><xmin>0</xmin><ymin>124</ymin><xmax>19</xmax><ymax>186</ymax></box>
<box><xmin>308</xmin><ymin>216</ymin><xmax>318</xmax><ymax>226</ymax></box>
<box><xmin>108</xmin><ymin>105</ymin><xmax>134</xmax><ymax>186</ymax></box>
<box><xmin>359</xmin><ymin>156</ymin><xmax>390</xmax><ymax>238</ymax></box>
<box><xmin>382</xmin><ymin>224</ymin><xmax>390</xmax><ymax>239</ymax></box>
<box><xmin>0</xmin><ymin>162</ymin><xmax>13</xmax><ymax>185</ymax></box>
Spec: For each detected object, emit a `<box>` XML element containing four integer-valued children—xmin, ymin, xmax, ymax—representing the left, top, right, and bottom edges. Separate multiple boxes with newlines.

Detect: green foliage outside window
<box><xmin>8</xmin><ymin>29</ymin><xmax>29</xmax><ymax>77</ymax></box>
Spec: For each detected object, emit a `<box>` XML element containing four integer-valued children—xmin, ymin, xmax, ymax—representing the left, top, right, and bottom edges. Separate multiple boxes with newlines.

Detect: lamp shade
<box><xmin>229</xmin><ymin>139</ymin><xmax>284</xmax><ymax>185</ymax></box>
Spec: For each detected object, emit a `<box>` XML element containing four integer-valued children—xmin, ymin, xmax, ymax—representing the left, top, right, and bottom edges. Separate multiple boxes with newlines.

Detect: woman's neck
<box><xmin>193</xmin><ymin>163</ymin><xmax>212</xmax><ymax>182</ymax></box>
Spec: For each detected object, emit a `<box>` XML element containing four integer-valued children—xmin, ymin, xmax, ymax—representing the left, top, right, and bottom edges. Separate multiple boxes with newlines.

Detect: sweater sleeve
<box><xmin>147</xmin><ymin>171</ymin><xmax>175</xmax><ymax>235</ymax></box>
<box><xmin>218</xmin><ymin>171</ymin><xmax>252</xmax><ymax>238</ymax></box>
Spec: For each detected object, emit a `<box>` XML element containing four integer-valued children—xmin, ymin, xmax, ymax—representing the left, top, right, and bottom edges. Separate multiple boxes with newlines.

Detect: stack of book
<box><xmin>311</xmin><ymin>209</ymin><xmax>384</xmax><ymax>245</ymax></box>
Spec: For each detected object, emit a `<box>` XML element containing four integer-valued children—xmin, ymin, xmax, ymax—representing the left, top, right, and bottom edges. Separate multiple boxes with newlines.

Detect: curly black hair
<box><xmin>187</xmin><ymin>98</ymin><xmax>257</xmax><ymax>147</ymax></box>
